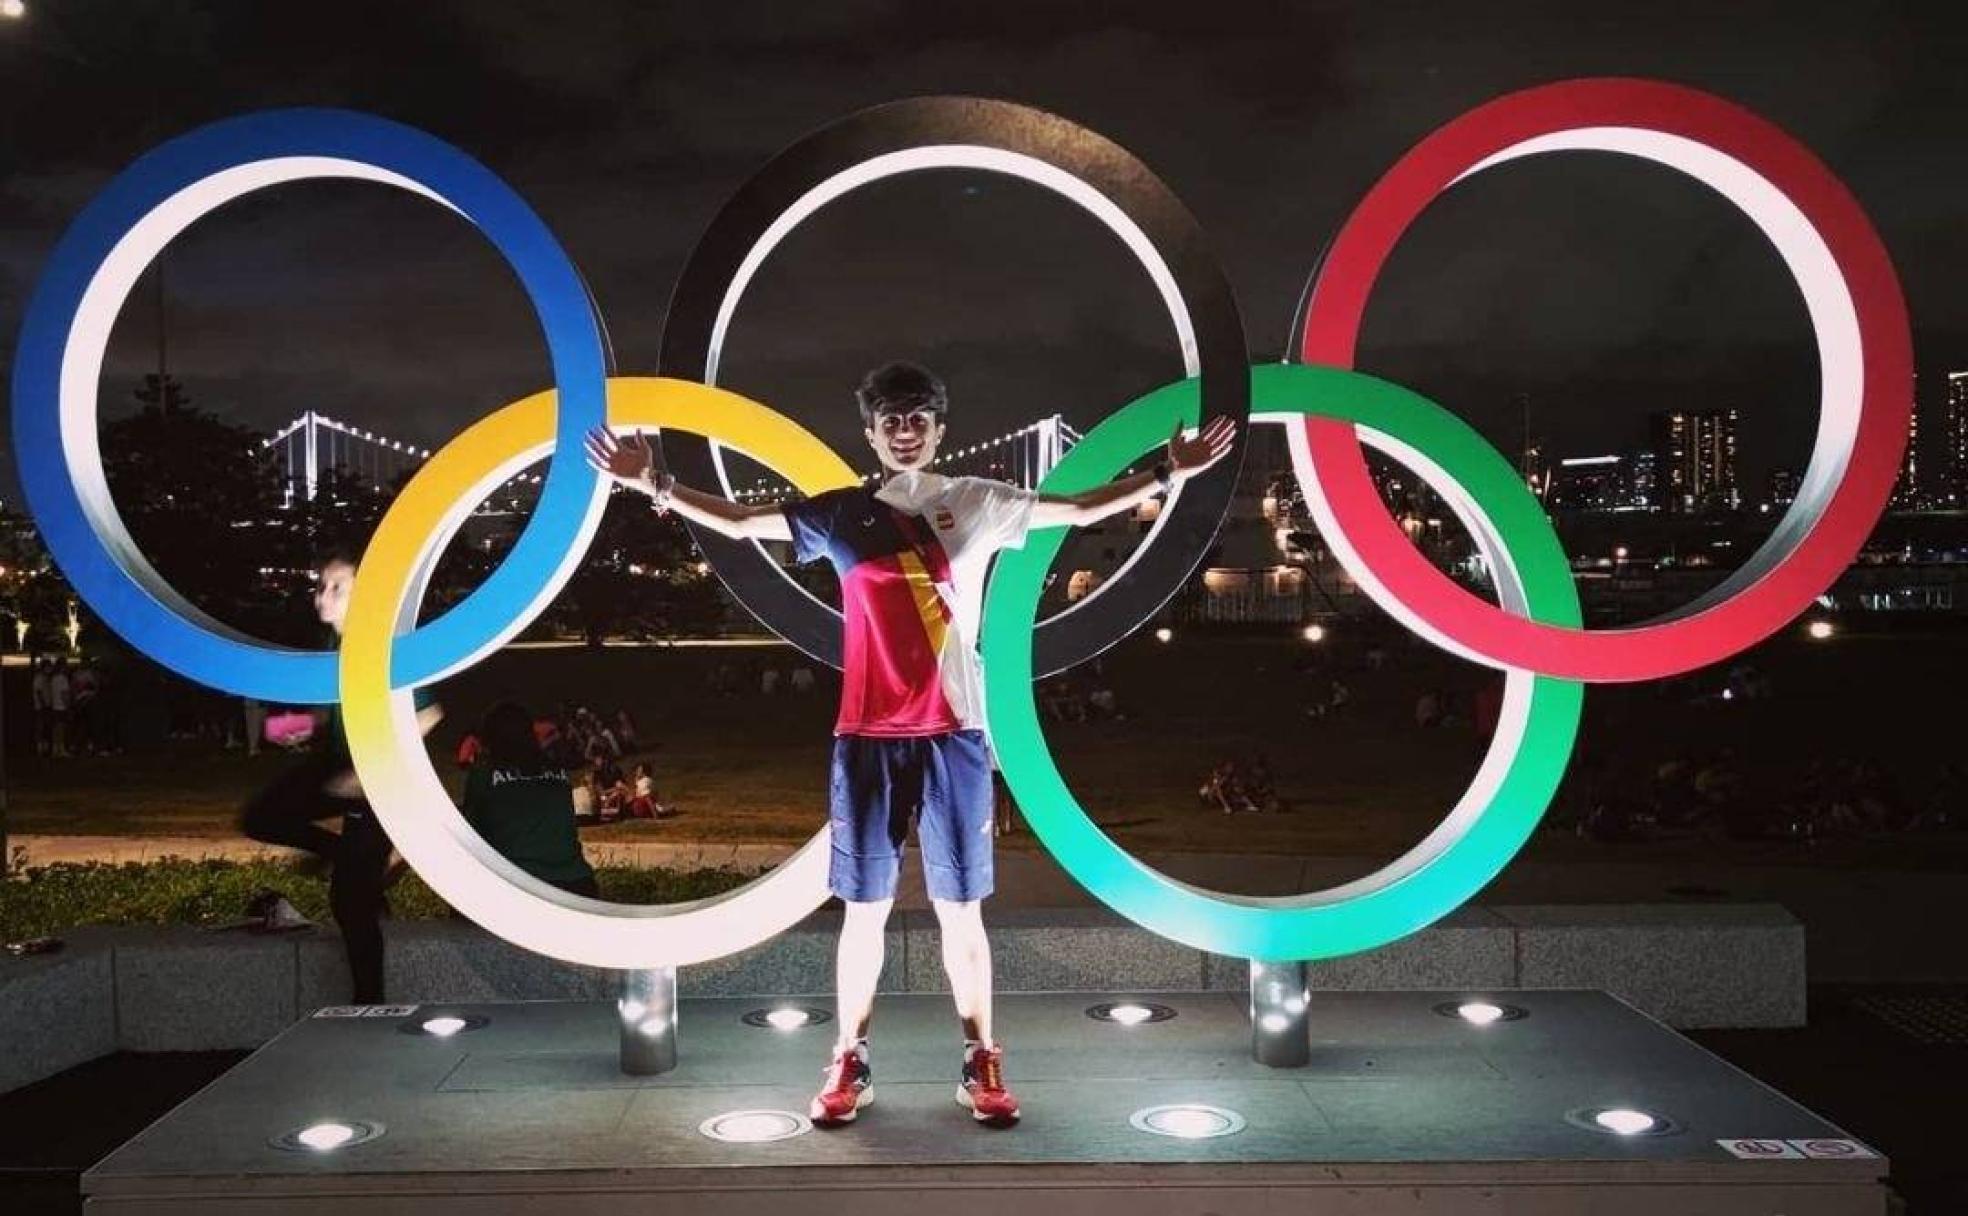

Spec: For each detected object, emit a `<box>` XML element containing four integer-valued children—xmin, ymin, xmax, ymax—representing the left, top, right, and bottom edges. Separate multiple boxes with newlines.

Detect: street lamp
<box><xmin>0</xmin><ymin>1</ymin><xmax>26</xmax><ymax>21</ymax></box>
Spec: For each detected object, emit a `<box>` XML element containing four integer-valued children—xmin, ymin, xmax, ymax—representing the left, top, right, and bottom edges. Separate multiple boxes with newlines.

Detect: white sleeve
<box><xmin>967</xmin><ymin>477</ymin><xmax>1036</xmax><ymax>554</ymax></box>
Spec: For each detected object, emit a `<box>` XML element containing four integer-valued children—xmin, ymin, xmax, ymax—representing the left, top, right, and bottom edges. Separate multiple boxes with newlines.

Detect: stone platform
<box><xmin>0</xmin><ymin>901</ymin><xmax>1808</xmax><ymax>1094</ymax></box>
<box><xmin>82</xmin><ymin>990</ymin><xmax>1885</xmax><ymax>1215</ymax></box>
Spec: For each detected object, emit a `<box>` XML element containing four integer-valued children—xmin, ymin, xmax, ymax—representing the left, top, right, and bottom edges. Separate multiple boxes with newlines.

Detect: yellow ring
<box><xmin>341</xmin><ymin>377</ymin><xmax>857</xmax><ymax>969</ymax></box>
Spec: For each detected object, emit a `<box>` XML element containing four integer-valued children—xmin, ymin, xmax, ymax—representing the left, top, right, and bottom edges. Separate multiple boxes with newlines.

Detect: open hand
<box><xmin>584</xmin><ymin>427</ymin><xmax>658</xmax><ymax>485</ymax></box>
<box><xmin>1167</xmin><ymin>416</ymin><xmax>1237</xmax><ymax>481</ymax></box>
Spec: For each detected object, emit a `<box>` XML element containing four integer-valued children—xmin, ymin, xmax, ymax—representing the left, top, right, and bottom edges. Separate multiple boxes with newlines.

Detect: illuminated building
<box><xmin>1893</xmin><ymin>394</ymin><xmax>1921</xmax><ymax>509</ymax></box>
<box><xmin>1944</xmin><ymin>371</ymin><xmax>1968</xmax><ymax>506</ymax></box>
<box><xmin>1766</xmin><ymin>467</ymin><xmax>1800</xmax><ymax>510</ymax></box>
<box><xmin>1546</xmin><ymin>455</ymin><xmax>1627</xmax><ymax>511</ymax></box>
<box><xmin>1650</xmin><ymin>408</ymin><xmax>1739</xmax><ymax>513</ymax></box>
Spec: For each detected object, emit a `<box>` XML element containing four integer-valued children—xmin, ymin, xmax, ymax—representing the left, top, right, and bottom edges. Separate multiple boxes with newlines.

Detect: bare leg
<box><xmin>933</xmin><ymin>898</ymin><xmax>993</xmax><ymax>1044</ymax></box>
<box><xmin>835</xmin><ymin>897</ymin><xmax>893</xmax><ymax>1047</ymax></box>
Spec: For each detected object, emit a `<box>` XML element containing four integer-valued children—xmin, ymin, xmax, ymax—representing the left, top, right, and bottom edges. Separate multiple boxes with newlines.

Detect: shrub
<box><xmin>0</xmin><ymin>854</ymin><xmax>758</xmax><ymax>942</ymax></box>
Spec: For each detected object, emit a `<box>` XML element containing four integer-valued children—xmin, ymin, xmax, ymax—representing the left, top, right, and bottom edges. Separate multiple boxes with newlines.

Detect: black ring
<box><xmin>658</xmin><ymin>96</ymin><xmax>1249</xmax><ymax>676</ymax></box>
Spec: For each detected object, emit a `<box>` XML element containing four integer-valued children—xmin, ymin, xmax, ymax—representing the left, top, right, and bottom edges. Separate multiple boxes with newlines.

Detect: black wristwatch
<box><xmin>1152</xmin><ymin>461</ymin><xmax>1174</xmax><ymax>494</ymax></box>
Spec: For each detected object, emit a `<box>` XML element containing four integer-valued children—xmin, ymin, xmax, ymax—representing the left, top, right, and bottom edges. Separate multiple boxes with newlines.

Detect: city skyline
<box><xmin>1540</xmin><ymin>368</ymin><xmax>1968</xmax><ymax>516</ymax></box>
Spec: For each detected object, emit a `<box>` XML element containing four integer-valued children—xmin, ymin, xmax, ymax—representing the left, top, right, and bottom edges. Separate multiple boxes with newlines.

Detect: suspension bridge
<box><xmin>259</xmin><ymin>410</ymin><xmax>1080</xmax><ymax>507</ymax></box>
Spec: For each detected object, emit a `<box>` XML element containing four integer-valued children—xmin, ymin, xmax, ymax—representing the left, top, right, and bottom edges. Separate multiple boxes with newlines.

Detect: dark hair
<box><xmin>856</xmin><ymin>361</ymin><xmax>947</xmax><ymax>426</ymax></box>
<box><xmin>315</xmin><ymin>550</ymin><xmax>359</xmax><ymax>574</ymax></box>
<box><xmin>480</xmin><ymin>700</ymin><xmax>548</xmax><ymax>774</ymax></box>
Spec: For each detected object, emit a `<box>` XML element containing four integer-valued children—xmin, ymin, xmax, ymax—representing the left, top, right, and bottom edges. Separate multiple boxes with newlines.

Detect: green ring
<box><xmin>981</xmin><ymin>363</ymin><xmax>1584</xmax><ymax>961</ymax></box>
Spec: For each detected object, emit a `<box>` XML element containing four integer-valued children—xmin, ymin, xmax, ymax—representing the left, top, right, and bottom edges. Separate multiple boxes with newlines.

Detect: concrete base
<box><xmin>0</xmin><ymin>905</ymin><xmax>1807</xmax><ymax>1096</ymax></box>
<box><xmin>0</xmin><ymin>945</ymin><xmax>113</xmax><ymax>1094</ymax></box>
<box><xmin>82</xmin><ymin>991</ymin><xmax>1885</xmax><ymax>1215</ymax></box>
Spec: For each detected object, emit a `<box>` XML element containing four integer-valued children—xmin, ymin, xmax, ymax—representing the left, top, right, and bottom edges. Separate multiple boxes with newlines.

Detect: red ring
<box><xmin>1295</xmin><ymin>78</ymin><xmax>1911</xmax><ymax>682</ymax></box>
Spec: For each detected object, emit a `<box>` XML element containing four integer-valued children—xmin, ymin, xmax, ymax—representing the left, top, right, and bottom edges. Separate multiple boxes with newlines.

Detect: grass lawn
<box><xmin>8</xmin><ymin>623</ymin><xmax>1968</xmax><ymax>876</ymax></box>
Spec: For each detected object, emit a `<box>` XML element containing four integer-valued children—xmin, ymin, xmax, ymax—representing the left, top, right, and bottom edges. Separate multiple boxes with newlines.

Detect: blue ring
<box><xmin>10</xmin><ymin>109</ymin><xmax>606</xmax><ymax>702</ymax></box>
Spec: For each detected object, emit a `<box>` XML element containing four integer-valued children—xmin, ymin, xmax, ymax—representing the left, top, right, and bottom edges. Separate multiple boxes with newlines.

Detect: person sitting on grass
<box><xmin>612</xmin><ymin>707</ymin><xmax>641</xmax><ymax>753</ymax></box>
<box><xmin>588</xmin><ymin>748</ymin><xmax>633</xmax><ymax>813</ymax></box>
<box><xmin>576</xmin><ymin>769</ymin><xmax>615</xmax><ymax>823</ymax></box>
<box><xmin>532</xmin><ymin>711</ymin><xmax>565</xmax><ymax>763</ymax></box>
<box><xmin>460</xmin><ymin>701</ymin><xmax>598</xmax><ymax>898</ymax></box>
<box><xmin>1245</xmin><ymin>754</ymin><xmax>1284</xmax><ymax>814</ymax></box>
<box><xmin>1087</xmin><ymin>681</ymin><xmax>1119</xmax><ymax>720</ymax></box>
<box><xmin>625</xmin><ymin>761</ymin><xmax>675</xmax><ymax>820</ymax></box>
<box><xmin>588</xmin><ymin>735</ymin><xmax>620</xmax><ymax>772</ymax></box>
<box><xmin>1200</xmin><ymin>758</ymin><xmax>1255</xmax><ymax>815</ymax></box>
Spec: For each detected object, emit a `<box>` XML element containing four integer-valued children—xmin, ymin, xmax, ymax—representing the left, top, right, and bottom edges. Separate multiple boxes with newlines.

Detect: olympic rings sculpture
<box><xmin>10</xmin><ymin>79</ymin><xmax>1909</xmax><ymax>968</ymax></box>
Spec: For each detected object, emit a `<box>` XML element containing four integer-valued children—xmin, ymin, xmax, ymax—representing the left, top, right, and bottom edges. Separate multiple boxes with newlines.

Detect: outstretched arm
<box><xmin>1029</xmin><ymin>417</ymin><xmax>1236</xmax><ymax>530</ymax></box>
<box><xmin>584</xmin><ymin>428</ymin><xmax>792</xmax><ymax>543</ymax></box>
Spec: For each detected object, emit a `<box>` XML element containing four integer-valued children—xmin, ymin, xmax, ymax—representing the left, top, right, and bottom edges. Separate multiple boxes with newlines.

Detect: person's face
<box><xmin>314</xmin><ymin>560</ymin><xmax>355</xmax><ymax>633</ymax></box>
<box><xmin>865</xmin><ymin>407</ymin><xmax>945</xmax><ymax>474</ymax></box>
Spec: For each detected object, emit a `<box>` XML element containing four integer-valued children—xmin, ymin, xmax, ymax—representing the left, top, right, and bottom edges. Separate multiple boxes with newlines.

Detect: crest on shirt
<box><xmin>933</xmin><ymin>507</ymin><xmax>955</xmax><ymax>530</ymax></box>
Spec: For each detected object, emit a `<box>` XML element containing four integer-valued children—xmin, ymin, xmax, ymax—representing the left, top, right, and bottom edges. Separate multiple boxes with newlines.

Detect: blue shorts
<box><xmin>828</xmin><ymin>729</ymin><xmax>995</xmax><ymax>903</ymax></box>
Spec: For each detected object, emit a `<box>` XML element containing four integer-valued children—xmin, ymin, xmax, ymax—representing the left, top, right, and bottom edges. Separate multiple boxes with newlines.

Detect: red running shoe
<box><xmin>809</xmin><ymin>1044</ymin><xmax>872</xmax><ymax>1126</ymax></box>
<box><xmin>957</xmin><ymin>1043</ymin><xmax>1020</xmax><ymax>1126</ymax></box>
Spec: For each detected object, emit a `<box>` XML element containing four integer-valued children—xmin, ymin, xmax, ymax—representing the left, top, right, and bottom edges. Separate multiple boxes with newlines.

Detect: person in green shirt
<box><xmin>461</xmin><ymin>701</ymin><xmax>599</xmax><ymax>898</ymax></box>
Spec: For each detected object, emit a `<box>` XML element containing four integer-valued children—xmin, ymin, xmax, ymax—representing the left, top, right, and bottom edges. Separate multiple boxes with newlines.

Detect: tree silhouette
<box><xmin>103</xmin><ymin>374</ymin><xmax>288</xmax><ymax>637</ymax></box>
<box><xmin>562</xmin><ymin>487</ymin><xmax>725</xmax><ymax>644</ymax></box>
<box><xmin>19</xmin><ymin>377</ymin><xmax>738</xmax><ymax>654</ymax></box>
<box><xmin>0</xmin><ymin>511</ymin><xmax>70</xmax><ymax>651</ymax></box>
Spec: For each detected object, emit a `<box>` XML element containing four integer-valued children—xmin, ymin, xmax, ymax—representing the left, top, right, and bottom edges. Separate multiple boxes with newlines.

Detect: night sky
<box><xmin>2</xmin><ymin>0</ymin><xmax>1964</xmax><ymax>505</ymax></box>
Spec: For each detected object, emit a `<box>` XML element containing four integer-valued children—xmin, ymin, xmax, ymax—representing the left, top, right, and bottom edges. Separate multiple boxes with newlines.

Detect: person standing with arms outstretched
<box><xmin>587</xmin><ymin>362</ymin><xmax>1233</xmax><ymax>1127</ymax></box>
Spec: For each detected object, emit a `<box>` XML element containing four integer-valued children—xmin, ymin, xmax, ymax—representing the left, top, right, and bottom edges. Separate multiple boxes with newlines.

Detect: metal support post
<box><xmin>1248</xmin><ymin>959</ymin><xmax>1310</xmax><ymax>1068</ymax></box>
<box><xmin>619</xmin><ymin>966</ymin><xmax>678</xmax><ymax>1075</ymax></box>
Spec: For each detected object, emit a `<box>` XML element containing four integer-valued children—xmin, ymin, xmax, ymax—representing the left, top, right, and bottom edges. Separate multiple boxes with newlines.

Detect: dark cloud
<box><xmin>1</xmin><ymin>0</ymin><xmax>1963</xmax><ymax>504</ymax></box>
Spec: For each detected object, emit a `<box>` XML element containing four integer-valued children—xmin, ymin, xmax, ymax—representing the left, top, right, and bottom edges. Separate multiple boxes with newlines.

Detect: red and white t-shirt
<box><xmin>782</xmin><ymin>471</ymin><xmax>1035</xmax><ymax>737</ymax></box>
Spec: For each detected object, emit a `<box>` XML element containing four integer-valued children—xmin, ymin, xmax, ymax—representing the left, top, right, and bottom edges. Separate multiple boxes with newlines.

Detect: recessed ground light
<box><xmin>299</xmin><ymin>1123</ymin><xmax>355</xmax><ymax>1150</ymax></box>
<box><xmin>1086</xmin><ymin>1001</ymin><xmax>1178</xmax><ymax>1025</ymax></box>
<box><xmin>398</xmin><ymin>1013</ymin><xmax>489</xmax><ymax>1037</ymax></box>
<box><xmin>1130</xmin><ymin>1104</ymin><xmax>1246</xmax><ymax>1140</ymax></box>
<box><xmin>740</xmin><ymin>1007</ymin><xmax>833</xmax><ymax>1031</ymax></box>
<box><xmin>271</xmin><ymin>1120</ymin><xmax>385</xmax><ymax>1153</ymax></box>
<box><xmin>1434</xmin><ymin>1000</ymin><xmax>1528</xmax><ymax>1024</ymax></box>
<box><xmin>1567</xmin><ymin>1106</ymin><xmax>1680</xmax><ymax>1137</ymax></box>
<box><xmin>1597</xmin><ymin>1109</ymin><xmax>1657</xmax><ymax>1135</ymax></box>
<box><xmin>698</xmin><ymin>1110</ymin><xmax>812</xmax><ymax>1143</ymax></box>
